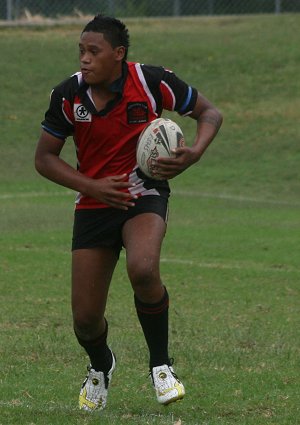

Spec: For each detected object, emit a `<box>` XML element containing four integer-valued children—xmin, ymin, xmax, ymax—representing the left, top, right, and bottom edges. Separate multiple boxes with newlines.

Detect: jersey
<box><xmin>42</xmin><ymin>61</ymin><xmax>198</xmax><ymax>209</ymax></box>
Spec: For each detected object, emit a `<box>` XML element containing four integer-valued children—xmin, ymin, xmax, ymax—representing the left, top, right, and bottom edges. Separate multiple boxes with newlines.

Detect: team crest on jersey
<box><xmin>127</xmin><ymin>102</ymin><xmax>148</xmax><ymax>124</ymax></box>
<box><xmin>74</xmin><ymin>103</ymin><xmax>92</xmax><ymax>122</ymax></box>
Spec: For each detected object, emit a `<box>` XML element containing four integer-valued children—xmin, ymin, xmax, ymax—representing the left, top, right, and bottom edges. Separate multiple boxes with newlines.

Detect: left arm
<box><xmin>154</xmin><ymin>92</ymin><xmax>223</xmax><ymax>179</ymax></box>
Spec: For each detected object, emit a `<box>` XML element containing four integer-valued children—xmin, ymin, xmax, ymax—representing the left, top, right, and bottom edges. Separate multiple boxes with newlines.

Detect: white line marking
<box><xmin>8</xmin><ymin>246</ymin><xmax>299</xmax><ymax>274</ymax></box>
<box><xmin>0</xmin><ymin>189</ymin><xmax>299</xmax><ymax>207</ymax></box>
<box><xmin>172</xmin><ymin>189</ymin><xmax>300</xmax><ymax>207</ymax></box>
<box><xmin>0</xmin><ymin>190</ymin><xmax>75</xmax><ymax>200</ymax></box>
<box><xmin>0</xmin><ymin>400</ymin><xmax>77</xmax><ymax>412</ymax></box>
<box><xmin>160</xmin><ymin>257</ymin><xmax>299</xmax><ymax>274</ymax></box>
<box><xmin>122</xmin><ymin>254</ymin><xmax>300</xmax><ymax>274</ymax></box>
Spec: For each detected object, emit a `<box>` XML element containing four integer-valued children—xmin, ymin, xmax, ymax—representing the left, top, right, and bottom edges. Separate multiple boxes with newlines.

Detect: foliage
<box><xmin>1</xmin><ymin>0</ymin><xmax>300</xmax><ymax>20</ymax></box>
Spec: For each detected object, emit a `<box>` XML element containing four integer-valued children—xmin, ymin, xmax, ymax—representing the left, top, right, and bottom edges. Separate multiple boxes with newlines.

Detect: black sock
<box><xmin>134</xmin><ymin>287</ymin><xmax>170</xmax><ymax>369</ymax></box>
<box><xmin>74</xmin><ymin>320</ymin><xmax>112</xmax><ymax>373</ymax></box>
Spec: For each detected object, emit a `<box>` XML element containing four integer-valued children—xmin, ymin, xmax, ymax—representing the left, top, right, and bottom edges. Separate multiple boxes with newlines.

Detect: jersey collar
<box><xmin>78</xmin><ymin>62</ymin><xmax>128</xmax><ymax>116</ymax></box>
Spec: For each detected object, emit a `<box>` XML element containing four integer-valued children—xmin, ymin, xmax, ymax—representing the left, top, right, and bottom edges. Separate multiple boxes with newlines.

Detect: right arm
<box><xmin>35</xmin><ymin>130</ymin><xmax>137</xmax><ymax>210</ymax></box>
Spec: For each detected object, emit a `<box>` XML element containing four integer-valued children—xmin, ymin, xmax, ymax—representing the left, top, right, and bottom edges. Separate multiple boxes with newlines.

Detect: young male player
<box><xmin>35</xmin><ymin>14</ymin><xmax>222</xmax><ymax>411</ymax></box>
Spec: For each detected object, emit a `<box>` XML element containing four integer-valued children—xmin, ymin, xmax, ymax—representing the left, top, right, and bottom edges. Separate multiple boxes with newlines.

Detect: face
<box><xmin>79</xmin><ymin>31</ymin><xmax>125</xmax><ymax>86</ymax></box>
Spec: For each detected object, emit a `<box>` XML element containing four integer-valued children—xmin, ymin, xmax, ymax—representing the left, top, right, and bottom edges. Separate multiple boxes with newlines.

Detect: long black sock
<box><xmin>74</xmin><ymin>320</ymin><xmax>112</xmax><ymax>373</ymax></box>
<box><xmin>134</xmin><ymin>287</ymin><xmax>170</xmax><ymax>369</ymax></box>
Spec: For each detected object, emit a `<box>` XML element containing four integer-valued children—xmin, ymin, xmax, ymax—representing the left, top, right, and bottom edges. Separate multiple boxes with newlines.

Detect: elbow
<box><xmin>34</xmin><ymin>152</ymin><xmax>48</xmax><ymax>177</ymax></box>
<box><xmin>34</xmin><ymin>153</ymin><xmax>43</xmax><ymax>175</ymax></box>
<box><xmin>217</xmin><ymin>108</ymin><xmax>223</xmax><ymax>130</ymax></box>
<box><xmin>208</xmin><ymin>107</ymin><xmax>223</xmax><ymax>133</ymax></box>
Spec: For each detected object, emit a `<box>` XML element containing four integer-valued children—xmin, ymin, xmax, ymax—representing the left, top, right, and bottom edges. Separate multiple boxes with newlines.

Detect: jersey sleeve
<box><xmin>140</xmin><ymin>64</ymin><xmax>198</xmax><ymax>116</ymax></box>
<box><xmin>41</xmin><ymin>85</ymin><xmax>74</xmax><ymax>140</ymax></box>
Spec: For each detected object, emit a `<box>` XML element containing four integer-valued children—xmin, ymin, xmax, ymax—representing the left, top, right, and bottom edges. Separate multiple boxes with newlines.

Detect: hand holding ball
<box><xmin>136</xmin><ymin>118</ymin><xmax>185</xmax><ymax>180</ymax></box>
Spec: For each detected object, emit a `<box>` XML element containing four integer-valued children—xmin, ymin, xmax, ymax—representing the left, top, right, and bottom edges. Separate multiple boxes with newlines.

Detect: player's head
<box><xmin>82</xmin><ymin>14</ymin><xmax>130</xmax><ymax>61</ymax></box>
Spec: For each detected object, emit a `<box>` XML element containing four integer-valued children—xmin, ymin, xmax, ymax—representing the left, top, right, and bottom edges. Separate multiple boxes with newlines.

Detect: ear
<box><xmin>115</xmin><ymin>46</ymin><xmax>126</xmax><ymax>61</ymax></box>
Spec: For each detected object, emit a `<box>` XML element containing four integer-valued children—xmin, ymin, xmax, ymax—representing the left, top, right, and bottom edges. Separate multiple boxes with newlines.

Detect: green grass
<box><xmin>0</xmin><ymin>14</ymin><xmax>300</xmax><ymax>425</ymax></box>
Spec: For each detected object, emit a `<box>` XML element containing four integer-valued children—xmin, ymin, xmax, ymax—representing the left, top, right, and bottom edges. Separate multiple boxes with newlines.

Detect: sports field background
<box><xmin>0</xmin><ymin>14</ymin><xmax>299</xmax><ymax>425</ymax></box>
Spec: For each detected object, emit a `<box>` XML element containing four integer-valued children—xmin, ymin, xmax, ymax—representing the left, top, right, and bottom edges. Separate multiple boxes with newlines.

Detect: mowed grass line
<box><xmin>0</xmin><ymin>13</ymin><xmax>300</xmax><ymax>425</ymax></box>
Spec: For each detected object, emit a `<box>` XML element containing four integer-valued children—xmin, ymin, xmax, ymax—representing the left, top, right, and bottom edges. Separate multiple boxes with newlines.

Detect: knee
<box><xmin>127</xmin><ymin>261</ymin><xmax>162</xmax><ymax>300</ymax></box>
<box><xmin>73</xmin><ymin>311</ymin><xmax>102</xmax><ymax>340</ymax></box>
<box><xmin>128</xmin><ymin>260</ymin><xmax>156</xmax><ymax>286</ymax></box>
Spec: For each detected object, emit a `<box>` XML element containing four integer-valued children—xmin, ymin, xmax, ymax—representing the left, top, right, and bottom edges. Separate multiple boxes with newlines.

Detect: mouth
<box><xmin>81</xmin><ymin>68</ymin><xmax>92</xmax><ymax>76</ymax></box>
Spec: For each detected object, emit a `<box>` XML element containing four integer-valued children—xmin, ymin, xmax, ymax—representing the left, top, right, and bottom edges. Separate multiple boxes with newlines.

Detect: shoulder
<box><xmin>133</xmin><ymin>63</ymin><xmax>190</xmax><ymax>91</ymax></box>
<box><xmin>127</xmin><ymin>62</ymin><xmax>164</xmax><ymax>82</ymax></box>
<box><xmin>140</xmin><ymin>63</ymin><xmax>165</xmax><ymax>82</ymax></box>
<box><xmin>51</xmin><ymin>72</ymin><xmax>83</xmax><ymax>99</ymax></box>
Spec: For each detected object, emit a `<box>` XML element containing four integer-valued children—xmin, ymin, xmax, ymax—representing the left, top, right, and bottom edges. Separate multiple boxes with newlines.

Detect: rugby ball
<box><xmin>136</xmin><ymin>118</ymin><xmax>185</xmax><ymax>180</ymax></box>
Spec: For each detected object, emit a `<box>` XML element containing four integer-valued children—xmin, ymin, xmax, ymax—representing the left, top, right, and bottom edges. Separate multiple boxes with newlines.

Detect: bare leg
<box><xmin>72</xmin><ymin>247</ymin><xmax>118</xmax><ymax>339</ymax></box>
<box><xmin>73</xmin><ymin>247</ymin><xmax>119</xmax><ymax>411</ymax></box>
<box><xmin>122</xmin><ymin>213</ymin><xmax>166</xmax><ymax>303</ymax></box>
<box><xmin>122</xmin><ymin>213</ymin><xmax>170</xmax><ymax>367</ymax></box>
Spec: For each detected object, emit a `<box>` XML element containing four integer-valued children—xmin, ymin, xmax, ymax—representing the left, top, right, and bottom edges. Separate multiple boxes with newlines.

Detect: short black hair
<box><xmin>82</xmin><ymin>14</ymin><xmax>130</xmax><ymax>60</ymax></box>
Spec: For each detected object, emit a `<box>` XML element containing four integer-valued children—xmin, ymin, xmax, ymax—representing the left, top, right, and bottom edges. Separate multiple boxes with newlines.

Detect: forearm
<box><xmin>35</xmin><ymin>152</ymin><xmax>92</xmax><ymax>195</ymax></box>
<box><xmin>192</xmin><ymin>107</ymin><xmax>223</xmax><ymax>160</ymax></box>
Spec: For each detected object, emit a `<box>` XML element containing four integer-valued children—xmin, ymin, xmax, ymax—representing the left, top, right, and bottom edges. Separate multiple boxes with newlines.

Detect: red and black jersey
<box><xmin>42</xmin><ymin>62</ymin><xmax>198</xmax><ymax>209</ymax></box>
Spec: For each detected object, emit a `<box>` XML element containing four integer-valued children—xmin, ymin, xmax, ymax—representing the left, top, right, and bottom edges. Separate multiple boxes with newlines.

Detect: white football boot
<box><xmin>79</xmin><ymin>350</ymin><xmax>116</xmax><ymax>411</ymax></box>
<box><xmin>151</xmin><ymin>363</ymin><xmax>185</xmax><ymax>405</ymax></box>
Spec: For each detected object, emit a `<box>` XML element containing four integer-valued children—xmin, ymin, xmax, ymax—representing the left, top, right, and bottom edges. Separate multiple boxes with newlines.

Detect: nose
<box><xmin>80</xmin><ymin>51</ymin><xmax>91</xmax><ymax>64</ymax></box>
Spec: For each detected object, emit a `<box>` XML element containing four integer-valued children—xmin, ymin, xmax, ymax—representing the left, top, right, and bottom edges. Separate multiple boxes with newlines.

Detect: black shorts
<box><xmin>72</xmin><ymin>194</ymin><xmax>169</xmax><ymax>254</ymax></box>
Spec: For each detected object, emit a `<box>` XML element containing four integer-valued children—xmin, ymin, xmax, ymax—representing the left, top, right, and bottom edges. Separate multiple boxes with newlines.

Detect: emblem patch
<box><xmin>127</xmin><ymin>102</ymin><xmax>148</xmax><ymax>124</ymax></box>
<box><xmin>74</xmin><ymin>103</ymin><xmax>92</xmax><ymax>122</ymax></box>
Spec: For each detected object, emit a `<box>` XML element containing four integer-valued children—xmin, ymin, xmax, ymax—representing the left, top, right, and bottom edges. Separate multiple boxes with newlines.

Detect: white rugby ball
<box><xmin>136</xmin><ymin>117</ymin><xmax>185</xmax><ymax>180</ymax></box>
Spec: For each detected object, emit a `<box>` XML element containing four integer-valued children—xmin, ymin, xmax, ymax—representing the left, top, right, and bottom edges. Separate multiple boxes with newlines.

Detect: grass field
<box><xmin>1</xmin><ymin>14</ymin><xmax>300</xmax><ymax>425</ymax></box>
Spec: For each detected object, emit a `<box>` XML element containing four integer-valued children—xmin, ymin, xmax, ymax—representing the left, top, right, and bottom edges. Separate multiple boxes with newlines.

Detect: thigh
<box><xmin>122</xmin><ymin>213</ymin><xmax>167</xmax><ymax>302</ymax></box>
<box><xmin>72</xmin><ymin>247</ymin><xmax>118</xmax><ymax>332</ymax></box>
<box><xmin>123</xmin><ymin>195</ymin><xmax>169</xmax><ymax>272</ymax></box>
